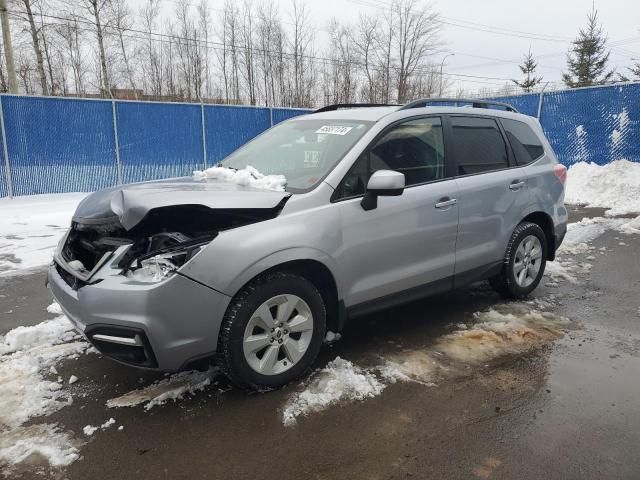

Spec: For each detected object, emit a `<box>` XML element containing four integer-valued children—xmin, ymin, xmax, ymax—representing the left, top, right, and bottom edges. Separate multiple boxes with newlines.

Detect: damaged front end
<box><xmin>56</xmin><ymin>202</ymin><xmax>288</xmax><ymax>289</ymax></box>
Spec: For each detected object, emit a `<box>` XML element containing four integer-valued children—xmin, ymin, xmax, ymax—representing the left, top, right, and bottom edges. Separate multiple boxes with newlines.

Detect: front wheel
<box><xmin>217</xmin><ymin>271</ymin><xmax>326</xmax><ymax>391</ymax></box>
<box><xmin>490</xmin><ymin>222</ymin><xmax>547</xmax><ymax>299</ymax></box>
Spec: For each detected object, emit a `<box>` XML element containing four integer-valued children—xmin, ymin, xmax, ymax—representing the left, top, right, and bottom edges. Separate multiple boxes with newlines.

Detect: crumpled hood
<box><xmin>73</xmin><ymin>176</ymin><xmax>291</xmax><ymax>230</ymax></box>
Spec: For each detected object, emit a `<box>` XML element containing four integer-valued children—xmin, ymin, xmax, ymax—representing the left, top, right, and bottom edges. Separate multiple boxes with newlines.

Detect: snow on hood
<box><xmin>72</xmin><ymin>174</ymin><xmax>291</xmax><ymax>230</ymax></box>
<box><xmin>193</xmin><ymin>165</ymin><xmax>287</xmax><ymax>192</ymax></box>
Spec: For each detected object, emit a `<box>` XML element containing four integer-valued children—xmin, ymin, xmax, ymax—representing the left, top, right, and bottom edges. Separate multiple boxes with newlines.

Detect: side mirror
<box><xmin>361</xmin><ymin>170</ymin><xmax>405</xmax><ymax>211</ymax></box>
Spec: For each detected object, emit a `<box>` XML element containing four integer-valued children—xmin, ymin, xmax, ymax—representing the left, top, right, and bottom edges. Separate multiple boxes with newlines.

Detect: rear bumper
<box><xmin>47</xmin><ymin>263</ymin><xmax>231</xmax><ymax>371</ymax></box>
<box><xmin>549</xmin><ymin>221</ymin><xmax>567</xmax><ymax>261</ymax></box>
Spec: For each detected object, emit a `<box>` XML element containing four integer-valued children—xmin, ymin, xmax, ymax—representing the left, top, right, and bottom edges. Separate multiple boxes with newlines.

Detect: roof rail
<box><xmin>313</xmin><ymin>103</ymin><xmax>399</xmax><ymax>113</ymax></box>
<box><xmin>399</xmin><ymin>98</ymin><xmax>519</xmax><ymax>113</ymax></box>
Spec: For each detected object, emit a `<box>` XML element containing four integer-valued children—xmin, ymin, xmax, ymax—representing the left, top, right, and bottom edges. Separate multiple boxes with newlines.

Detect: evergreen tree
<box><xmin>562</xmin><ymin>8</ymin><xmax>615</xmax><ymax>87</ymax></box>
<box><xmin>512</xmin><ymin>48</ymin><xmax>543</xmax><ymax>93</ymax></box>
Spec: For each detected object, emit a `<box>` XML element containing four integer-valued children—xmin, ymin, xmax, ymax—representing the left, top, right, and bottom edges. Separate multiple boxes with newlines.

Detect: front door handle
<box><xmin>435</xmin><ymin>197</ymin><xmax>457</xmax><ymax>209</ymax></box>
<box><xmin>509</xmin><ymin>180</ymin><xmax>525</xmax><ymax>191</ymax></box>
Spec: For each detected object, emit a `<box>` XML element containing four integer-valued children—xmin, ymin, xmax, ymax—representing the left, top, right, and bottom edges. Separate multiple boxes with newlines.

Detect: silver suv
<box><xmin>47</xmin><ymin>99</ymin><xmax>568</xmax><ymax>390</ymax></box>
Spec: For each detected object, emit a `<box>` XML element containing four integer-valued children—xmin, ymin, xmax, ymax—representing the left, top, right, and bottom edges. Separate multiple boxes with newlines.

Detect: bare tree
<box><xmin>13</xmin><ymin>0</ymin><xmax>48</xmax><ymax>94</ymax></box>
<box><xmin>56</xmin><ymin>15</ymin><xmax>86</xmax><ymax>95</ymax></box>
<box><xmin>108</xmin><ymin>0</ymin><xmax>137</xmax><ymax>97</ymax></box>
<box><xmin>289</xmin><ymin>0</ymin><xmax>315</xmax><ymax>107</ymax></box>
<box><xmin>325</xmin><ymin>19</ymin><xmax>358</xmax><ymax>103</ymax></box>
<box><xmin>256</xmin><ymin>1</ymin><xmax>281</xmax><ymax>106</ymax></box>
<box><xmin>352</xmin><ymin>14</ymin><xmax>378</xmax><ymax>103</ymax></box>
<box><xmin>393</xmin><ymin>0</ymin><xmax>442</xmax><ymax>103</ymax></box>
<box><xmin>139</xmin><ymin>0</ymin><xmax>162</xmax><ymax>96</ymax></box>
<box><xmin>239</xmin><ymin>0</ymin><xmax>257</xmax><ymax>105</ymax></box>
<box><xmin>197</xmin><ymin>0</ymin><xmax>212</xmax><ymax>98</ymax></box>
<box><xmin>80</xmin><ymin>0</ymin><xmax>111</xmax><ymax>95</ymax></box>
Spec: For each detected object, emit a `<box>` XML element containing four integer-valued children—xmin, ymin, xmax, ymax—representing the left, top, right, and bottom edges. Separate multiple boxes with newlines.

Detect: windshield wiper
<box><xmin>215</xmin><ymin>164</ymin><xmax>237</xmax><ymax>172</ymax></box>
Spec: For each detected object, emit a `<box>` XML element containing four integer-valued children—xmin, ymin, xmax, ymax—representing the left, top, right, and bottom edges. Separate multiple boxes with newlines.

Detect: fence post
<box><xmin>269</xmin><ymin>107</ymin><xmax>273</xmax><ymax>127</ymax></box>
<box><xmin>537</xmin><ymin>82</ymin><xmax>549</xmax><ymax>121</ymax></box>
<box><xmin>111</xmin><ymin>99</ymin><xmax>122</xmax><ymax>185</ymax></box>
<box><xmin>200</xmin><ymin>101</ymin><xmax>207</xmax><ymax>168</ymax></box>
<box><xmin>0</xmin><ymin>95</ymin><xmax>13</xmax><ymax>198</ymax></box>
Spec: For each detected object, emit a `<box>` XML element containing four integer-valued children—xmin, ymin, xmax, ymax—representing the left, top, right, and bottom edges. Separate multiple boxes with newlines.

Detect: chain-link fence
<box><xmin>490</xmin><ymin>81</ymin><xmax>640</xmax><ymax>166</ymax></box>
<box><xmin>0</xmin><ymin>95</ymin><xmax>307</xmax><ymax>197</ymax></box>
<box><xmin>1</xmin><ymin>82</ymin><xmax>638</xmax><ymax>197</ymax></box>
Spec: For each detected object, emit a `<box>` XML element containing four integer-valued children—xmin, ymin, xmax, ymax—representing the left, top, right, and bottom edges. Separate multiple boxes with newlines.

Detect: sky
<box><xmin>135</xmin><ymin>0</ymin><xmax>640</xmax><ymax>95</ymax></box>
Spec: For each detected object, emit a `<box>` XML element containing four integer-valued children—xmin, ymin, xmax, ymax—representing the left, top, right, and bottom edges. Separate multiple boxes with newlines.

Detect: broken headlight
<box><xmin>126</xmin><ymin>243</ymin><xmax>207</xmax><ymax>283</ymax></box>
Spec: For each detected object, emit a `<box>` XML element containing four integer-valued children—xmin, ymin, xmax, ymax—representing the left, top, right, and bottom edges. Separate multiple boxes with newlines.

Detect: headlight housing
<box><xmin>126</xmin><ymin>244</ymin><xmax>206</xmax><ymax>283</ymax></box>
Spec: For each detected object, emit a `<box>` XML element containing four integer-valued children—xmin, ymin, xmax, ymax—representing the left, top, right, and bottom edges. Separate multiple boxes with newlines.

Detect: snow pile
<box><xmin>0</xmin><ymin>424</ymin><xmax>81</xmax><ymax>472</ymax></box>
<box><xmin>193</xmin><ymin>165</ymin><xmax>286</xmax><ymax>191</ymax></box>
<box><xmin>106</xmin><ymin>368</ymin><xmax>217</xmax><ymax>411</ymax></box>
<box><xmin>282</xmin><ymin>357</ymin><xmax>385</xmax><ymax>426</ymax></box>
<box><xmin>0</xmin><ymin>303</ymin><xmax>88</xmax><ymax>473</ymax></box>
<box><xmin>82</xmin><ymin>418</ymin><xmax>115</xmax><ymax>436</ymax></box>
<box><xmin>82</xmin><ymin>425</ymin><xmax>98</xmax><ymax>436</ymax></box>
<box><xmin>0</xmin><ymin>192</ymin><xmax>85</xmax><ymax>276</ymax></box>
<box><xmin>0</xmin><ymin>320</ymin><xmax>86</xmax><ymax>428</ymax></box>
<box><xmin>378</xmin><ymin>350</ymin><xmax>438</xmax><ymax>386</ymax></box>
<box><xmin>565</xmin><ymin>160</ymin><xmax>640</xmax><ymax>215</ymax></box>
<box><xmin>0</xmin><ymin>316</ymin><xmax>78</xmax><ymax>356</ymax></box>
<box><xmin>324</xmin><ymin>331</ymin><xmax>342</xmax><ymax>344</ymax></box>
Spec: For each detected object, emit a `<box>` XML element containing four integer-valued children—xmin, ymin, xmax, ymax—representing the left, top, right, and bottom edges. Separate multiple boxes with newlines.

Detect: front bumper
<box><xmin>47</xmin><ymin>262</ymin><xmax>231</xmax><ymax>371</ymax></box>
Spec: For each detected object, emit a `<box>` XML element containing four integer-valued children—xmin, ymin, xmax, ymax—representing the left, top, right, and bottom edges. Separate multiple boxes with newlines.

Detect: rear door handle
<box><xmin>509</xmin><ymin>180</ymin><xmax>525</xmax><ymax>191</ymax></box>
<box><xmin>435</xmin><ymin>197</ymin><xmax>457</xmax><ymax>209</ymax></box>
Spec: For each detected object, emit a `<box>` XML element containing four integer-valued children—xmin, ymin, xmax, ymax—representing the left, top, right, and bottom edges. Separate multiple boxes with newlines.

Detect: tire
<box><xmin>217</xmin><ymin>271</ymin><xmax>326</xmax><ymax>391</ymax></box>
<box><xmin>489</xmin><ymin>222</ymin><xmax>547</xmax><ymax>299</ymax></box>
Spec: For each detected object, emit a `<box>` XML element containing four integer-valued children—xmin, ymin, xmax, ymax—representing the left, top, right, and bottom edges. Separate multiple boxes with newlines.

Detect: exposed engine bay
<box><xmin>58</xmin><ymin>203</ymin><xmax>286</xmax><ymax>287</ymax></box>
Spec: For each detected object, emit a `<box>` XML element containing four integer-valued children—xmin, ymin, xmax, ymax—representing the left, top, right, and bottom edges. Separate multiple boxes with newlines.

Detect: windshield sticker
<box><xmin>315</xmin><ymin>125</ymin><xmax>353</xmax><ymax>136</ymax></box>
<box><xmin>304</xmin><ymin>150</ymin><xmax>321</xmax><ymax>168</ymax></box>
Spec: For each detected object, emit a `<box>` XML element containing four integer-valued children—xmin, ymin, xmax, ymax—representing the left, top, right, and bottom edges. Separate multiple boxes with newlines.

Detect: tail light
<box><xmin>553</xmin><ymin>164</ymin><xmax>567</xmax><ymax>185</ymax></box>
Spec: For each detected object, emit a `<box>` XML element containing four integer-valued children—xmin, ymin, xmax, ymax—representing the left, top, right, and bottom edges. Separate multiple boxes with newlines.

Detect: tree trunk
<box><xmin>22</xmin><ymin>0</ymin><xmax>48</xmax><ymax>94</ymax></box>
<box><xmin>91</xmin><ymin>0</ymin><xmax>110</xmax><ymax>96</ymax></box>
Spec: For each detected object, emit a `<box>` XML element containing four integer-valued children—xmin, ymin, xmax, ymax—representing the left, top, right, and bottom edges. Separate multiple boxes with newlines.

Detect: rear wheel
<box><xmin>490</xmin><ymin>222</ymin><xmax>547</xmax><ymax>299</ymax></box>
<box><xmin>217</xmin><ymin>271</ymin><xmax>326</xmax><ymax>391</ymax></box>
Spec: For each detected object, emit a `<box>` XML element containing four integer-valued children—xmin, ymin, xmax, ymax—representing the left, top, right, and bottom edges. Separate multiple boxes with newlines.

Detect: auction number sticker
<box><xmin>316</xmin><ymin>125</ymin><xmax>353</xmax><ymax>135</ymax></box>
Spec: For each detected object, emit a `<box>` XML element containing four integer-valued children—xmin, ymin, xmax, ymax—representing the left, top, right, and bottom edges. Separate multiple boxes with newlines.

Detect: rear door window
<box><xmin>500</xmin><ymin>118</ymin><xmax>545</xmax><ymax>165</ymax></box>
<box><xmin>451</xmin><ymin>116</ymin><xmax>509</xmax><ymax>175</ymax></box>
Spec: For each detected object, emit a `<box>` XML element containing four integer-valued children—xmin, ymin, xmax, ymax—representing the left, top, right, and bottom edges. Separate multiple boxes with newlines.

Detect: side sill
<box><xmin>346</xmin><ymin>276</ymin><xmax>454</xmax><ymax>320</ymax></box>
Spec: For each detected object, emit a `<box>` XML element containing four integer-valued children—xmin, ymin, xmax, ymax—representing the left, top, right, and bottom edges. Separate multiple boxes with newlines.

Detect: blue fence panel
<box><xmin>488</xmin><ymin>93</ymin><xmax>539</xmax><ymax>117</ymax></box>
<box><xmin>1</xmin><ymin>95</ymin><xmax>117</xmax><ymax>195</ymax></box>
<box><xmin>272</xmin><ymin>108</ymin><xmax>309</xmax><ymax>125</ymax></box>
<box><xmin>205</xmin><ymin>105</ymin><xmax>271</xmax><ymax>165</ymax></box>
<box><xmin>538</xmin><ymin>84</ymin><xmax>640</xmax><ymax>166</ymax></box>
<box><xmin>116</xmin><ymin>101</ymin><xmax>203</xmax><ymax>183</ymax></box>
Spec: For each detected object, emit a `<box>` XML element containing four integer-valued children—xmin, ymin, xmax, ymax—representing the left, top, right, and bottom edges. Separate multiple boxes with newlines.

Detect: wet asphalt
<box><xmin>0</xmin><ymin>207</ymin><xmax>639</xmax><ymax>480</ymax></box>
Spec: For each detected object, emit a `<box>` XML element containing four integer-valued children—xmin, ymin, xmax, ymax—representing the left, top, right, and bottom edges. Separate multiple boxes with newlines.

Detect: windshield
<box><xmin>219</xmin><ymin>118</ymin><xmax>373</xmax><ymax>192</ymax></box>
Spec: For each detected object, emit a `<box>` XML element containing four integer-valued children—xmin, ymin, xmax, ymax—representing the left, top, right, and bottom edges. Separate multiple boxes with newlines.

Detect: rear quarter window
<box><xmin>500</xmin><ymin>118</ymin><xmax>545</xmax><ymax>165</ymax></box>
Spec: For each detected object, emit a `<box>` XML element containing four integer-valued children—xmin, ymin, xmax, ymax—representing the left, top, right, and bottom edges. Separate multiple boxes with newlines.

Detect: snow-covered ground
<box><xmin>0</xmin><ymin>193</ymin><xmax>86</xmax><ymax>276</ymax></box>
<box><xmin>0</xmin><ymin>303</ymin><xmax>90</xmax><ymax>474</ymax></box>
